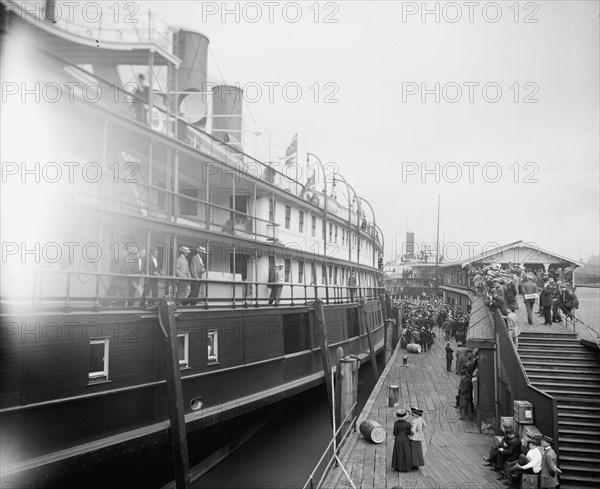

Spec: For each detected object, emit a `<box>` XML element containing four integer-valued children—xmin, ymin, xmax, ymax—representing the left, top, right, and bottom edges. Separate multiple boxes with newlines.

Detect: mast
<box><xmin>435</xmin><ymin>195</ymin><xmax>440</xmax><ymax>296</ymax></box>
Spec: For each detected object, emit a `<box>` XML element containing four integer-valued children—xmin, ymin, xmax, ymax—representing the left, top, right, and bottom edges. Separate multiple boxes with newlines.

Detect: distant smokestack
<box><xmin>212</xmin><ymin>84</ymin><xmax>243</xmax><ymax>151</ymax></box>
<box><xmin>406</xmin><ymin>232</ymin><xmax>415</xmax><ymax>259</ymax></box>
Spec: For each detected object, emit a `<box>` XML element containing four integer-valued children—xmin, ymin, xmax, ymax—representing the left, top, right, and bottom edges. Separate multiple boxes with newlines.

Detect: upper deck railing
<box><xmin>14</xmin><ymin>0</ymin><xmax>174</xmax><ymax>52</ymax></box>
<box><xmin>0</xmin><ymin>265</ymin><xmax>384</xmax><ymax>314</ymax></box>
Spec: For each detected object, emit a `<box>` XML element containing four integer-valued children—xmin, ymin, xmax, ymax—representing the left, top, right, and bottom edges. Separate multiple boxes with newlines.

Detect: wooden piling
<box><xmin>359</xmin><ymin>298</ymin><xmax>379</xmax><ymax>379</ymax></box>
<box><xmin>158</xmin><ymin>298</ymin><xmax>191</xmax><ymax>489</ymax></box>
<box><xmin>315</xmin><ymin>298</ymin><xmax>335</xmax><ymax>428</ymax></box>
<box><xmin>385</xmin><ymin>319</ymin><xmax>395</xmax><ymax>364</ymax></box>
<box><xmin>337</xmin><ymin>355</ymin><xmax>359</xmax><ymax>445</ymax></box>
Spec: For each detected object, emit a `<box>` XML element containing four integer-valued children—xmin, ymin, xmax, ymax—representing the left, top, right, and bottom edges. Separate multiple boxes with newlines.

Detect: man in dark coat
<box><xmin>557</xmin><ymin>285</ymin><xmax>579</xmax><ymax>322</ymax></box>
<box><xmin>458</xmin><ymin>371</ymin><xmax>473</xmax><ymax>420</ymax></box>
<box><xmin>539</xmin><ymin>436</ymin><xmax>561</xmax><ymax>488</ymax></box>
<box><xmin>540</xmin><ymin>282</ymin><xmax>554</xmax><ymax>325</ymax></box>
<box><xmin>445</xmin><ymin>342</ymin><xmax>454</xmax><ymax>372</ymax></box>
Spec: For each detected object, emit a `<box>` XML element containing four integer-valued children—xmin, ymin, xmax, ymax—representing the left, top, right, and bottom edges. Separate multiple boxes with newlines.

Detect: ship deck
<box><xmin>323</xmin><ymin>327</ymin><xmax>504</xmax><ymax>489</ymax></box>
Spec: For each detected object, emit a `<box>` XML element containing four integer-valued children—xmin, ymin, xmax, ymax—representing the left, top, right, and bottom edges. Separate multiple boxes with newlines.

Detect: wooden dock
<box><xmin>324</xmin><ymin>329</ymin><xmax>504</xmax><ymax>489</ymax></box>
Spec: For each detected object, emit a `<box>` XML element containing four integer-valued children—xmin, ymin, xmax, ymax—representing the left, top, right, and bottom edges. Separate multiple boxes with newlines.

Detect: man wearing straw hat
<box><xmin>189</xmin><ymin>245</ymin><xmax>206</xmax><ymax>306</ymax></box>
<box><xmin>175</xmin><ymin>246</ymin><xmax>191</xmax><ymax>304</ymax></box>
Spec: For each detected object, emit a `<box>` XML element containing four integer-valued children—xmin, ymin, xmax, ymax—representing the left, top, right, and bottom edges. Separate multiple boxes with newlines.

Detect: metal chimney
<box><xmin>212</xmin><ymin>84</ymin><xmax>243</xmax><ymax>151</ymax></box>
<box><xmin>172</xmin><ymin>30</ymin><xmax>210</xmax><ymax>127</ymax></box>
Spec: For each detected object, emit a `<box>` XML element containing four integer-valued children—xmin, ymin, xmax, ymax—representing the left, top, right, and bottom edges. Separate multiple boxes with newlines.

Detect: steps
<box><xmin>518</xmin><ymin>332</ymin><xmax>600</xmax><ymax>488</ymax></box>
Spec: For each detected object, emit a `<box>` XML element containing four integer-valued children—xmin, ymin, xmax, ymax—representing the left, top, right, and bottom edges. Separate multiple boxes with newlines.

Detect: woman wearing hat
<box><xmin>409</xmin><ymin>408</ymin><xmax>426</xmax><ymax>469</ymax></box>
<box><xmin>391</xmin><ymin>409</ymin><xmax>412</xmax><ymax>472</ymax></box>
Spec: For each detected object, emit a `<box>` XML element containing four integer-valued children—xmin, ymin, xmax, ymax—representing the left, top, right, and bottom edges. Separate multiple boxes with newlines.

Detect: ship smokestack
<box><xmin>172</xmin><ymin>30</ymin><xmax>210</xmax><ymax>127</ymax></box>
<box><xmin>212</xmin><ymin>84</ymin><xmax>243</xmax><ymax>151</ymax></box>
<box><xmin>406</xmin><ymin>232</ymin><xmax>415</xmax><ymax>260</ymax></box>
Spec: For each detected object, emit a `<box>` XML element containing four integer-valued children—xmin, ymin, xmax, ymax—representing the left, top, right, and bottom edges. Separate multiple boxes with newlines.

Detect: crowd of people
<box><xmin>395</xmin><ymin>298</ymin><xmax>479</xmax><ymax>422</ymax></box>
<box><xmin>470</xmin><ymin>263</ymin><xmax>579</xmax><ymax>329</ymax></box>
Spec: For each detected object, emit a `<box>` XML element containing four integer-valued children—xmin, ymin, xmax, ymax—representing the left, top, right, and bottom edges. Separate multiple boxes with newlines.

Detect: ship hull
<box><xmin>0</xmin><ymin>300</ymin><xmax>385</xmax><ymax>483</ymax></box>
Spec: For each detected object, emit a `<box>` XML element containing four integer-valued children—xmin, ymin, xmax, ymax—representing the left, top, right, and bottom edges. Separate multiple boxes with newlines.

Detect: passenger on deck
<box><xmin>409</xmin><ymin>408</ymin><xmax>426</xmax><ymax>470</ymax></box>
<box><xmin>455</xmin><ymin>342</ymin><xmax>467</xmax><ymax>374</ymax></box>
<box><xmin>445</xmin><ymin>342</ymin><xmax>454</xmax><ymax>372</ymax></box>
<box><xmin>540</xmin><ymin>282</ymin><xmax>554</xmax><ymax>326</ymax></box>
<box><xmin>557</xmin><ymin>284</ymin><xmax>579</xmax><ymax>324</ymax></box>
<box><xmin>188</xmin><ymin>246</ymin><xmax>206</xmax><ymax>306</ymax></box>
<box><xmin>505</xmin><ymin>437</ymin><xmax>542</xmax><ymax>488</ymax></box>
<box><xmin>521</xmin><ymin>275</ymin><xmax>538</xmax><ymax>325</ymax></box>
<box><xmin>506</xmin><ymin>306</ymin><xmax>520</xmax><ymax>348</ymax></box>
<box><xmin>268</xmin><ymin>264</ymin><xmax>284</xmax><ymax>305</ymax></box>
<box><xmin>457</xmin><ymin>371</ymin><xmax>473</xmax><ymax>420</ymax></box>
<box><xmin>483</xmin><ymin>427</ymin><xmax>521</xmax><ymax>476</ymax></box>
<box><xmin>175</xmin><ymin>246</ymin><xmax>191</xmax><ymax>304</ymax></box>
<box><xmin>539</xmin><ymin>435</ymin><xmax>561</xmax><ymax>488</ymax></box>
<box><xmin>391</xmin><ymin>409</ymin><xmax>412</xmax><ymax>472</ymax></box>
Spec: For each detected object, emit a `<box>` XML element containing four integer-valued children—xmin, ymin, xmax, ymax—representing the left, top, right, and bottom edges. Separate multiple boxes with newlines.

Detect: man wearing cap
<box><xmin>268</xmin><ymin>264</ymin><xmax>284</xmax><ymax>305</ymax></box>
<box><xmin>175</xmin><ymin>246</ymin><xmax>191</xmax><ymax>303</ymax></box>
<box><xmin>557</xmin><ymin>284</ymin><xmax>579</xmax><ymax>324</ymax></box>
<box><xmin>495</xmin><ymin>427</ymin><xmax>522</xmax><ymax>478</ymax></box>
<box><xmin>506</xmin><ymin>437</ymin><xmax>543</xmax><ymax>487</ymax></box>
<box><xmin>188</xmin><ymin>246</ymin><xmax>206</xmax><ymax>306</ymax></box>
<box><xmin>539</xmin><ymin>436</ymin><xmax>561</xmax><ymax>488</ymax></box>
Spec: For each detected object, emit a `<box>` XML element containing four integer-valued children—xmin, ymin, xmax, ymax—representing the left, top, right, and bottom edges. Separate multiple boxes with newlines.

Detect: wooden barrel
<box><xmin>407</xmin><ymin>343</ymin><xmax>421</xmax><ymax>354</ymax></box>
<box><xmin>359</xmin><ymin>420</ymin><xmax>386</xmax><ymax>444</ymax></box>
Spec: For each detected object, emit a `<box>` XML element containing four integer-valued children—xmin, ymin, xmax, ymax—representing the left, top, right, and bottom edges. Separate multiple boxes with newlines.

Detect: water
<box><xmin>194</xmin><ymin>354</ymin><xmax>385</xmax><ymax>489</ymax></box>
<box><xmin>571</xmin><ymin>286</ymin><xmax>600</xmax><ymax>340</ymax></box>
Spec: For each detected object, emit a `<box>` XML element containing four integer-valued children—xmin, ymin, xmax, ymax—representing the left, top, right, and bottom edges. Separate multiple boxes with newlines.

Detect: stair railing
<box><xmin>493</xmin><ymin>309</ymin><xmax>559</xmax><ymax>459</ymax></box>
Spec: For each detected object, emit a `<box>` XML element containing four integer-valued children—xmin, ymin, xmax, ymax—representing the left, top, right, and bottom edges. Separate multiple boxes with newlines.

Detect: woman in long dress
<box><xmin>409</xmin><ymin>407</ymin><xmax>426</xmax><ymax>469</ymax></box>
<box><xmin>391</xmin><ymin>409</ymin><xmax>412</xmax><ymax>472</ymax></box>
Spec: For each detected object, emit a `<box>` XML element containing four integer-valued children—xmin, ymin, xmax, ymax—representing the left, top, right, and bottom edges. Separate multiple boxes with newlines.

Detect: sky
<box><xmin>145</xmin><ymin>1</ymin><xmax>599</xmax><ymax>264</ymax></box>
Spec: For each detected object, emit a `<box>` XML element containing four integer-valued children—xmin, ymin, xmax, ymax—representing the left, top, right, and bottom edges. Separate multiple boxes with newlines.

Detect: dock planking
<box><xmin>324</xmin><ymin>326</ymin><xmax>504</xmax><ymax>489</ymax></box>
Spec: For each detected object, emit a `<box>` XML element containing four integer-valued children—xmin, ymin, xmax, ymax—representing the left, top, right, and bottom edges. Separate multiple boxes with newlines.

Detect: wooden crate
<box><xmin>518</xmin><ymin>423</ymin><xmax>542</xmax><ymax>441</ymax></box>
<box><xmin>521</xmin><ymin>472</ymin><xmax>539</xmax><ymax>489</ymax></box>
<box><xmin>513</xmin><ymin>400</ymin><xmax>534</xmax><ymax>424</ymax></box>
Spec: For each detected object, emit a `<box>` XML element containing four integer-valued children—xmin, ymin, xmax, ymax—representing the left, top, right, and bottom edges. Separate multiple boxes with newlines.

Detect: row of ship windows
<box><xmin>270</xmin><ymin>259</ymin><xmax>374</xmax><ymax>287</ymax></box>
<box><xmin>274</xmin><ymin>202</ymin><xmax>368</xmax><ymax>250</ymax></box>
<box><xmin>88</xmin><ymin>331</ymin><xmax>218</xmax><ymax>382</ymax></box>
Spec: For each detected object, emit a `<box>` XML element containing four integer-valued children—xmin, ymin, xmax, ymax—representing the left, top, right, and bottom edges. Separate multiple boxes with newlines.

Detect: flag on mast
<box><xmin>283</xmin><ymin>133</ymin><xmax>297</xmax><ymax>167</ymax></box>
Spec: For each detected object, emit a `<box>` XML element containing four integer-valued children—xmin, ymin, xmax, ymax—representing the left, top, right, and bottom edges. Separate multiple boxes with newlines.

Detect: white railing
<box><xmin>12</xmin><ymin>1</ymin><xmax>173</xmax><ymax>52</ymax></box>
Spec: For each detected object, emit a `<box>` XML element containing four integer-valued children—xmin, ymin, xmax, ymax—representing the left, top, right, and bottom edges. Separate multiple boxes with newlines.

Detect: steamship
<box><xmin>0</xmin><ymin>1</ymin><xmax>385</xmax><ymax>484</ymax></box>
